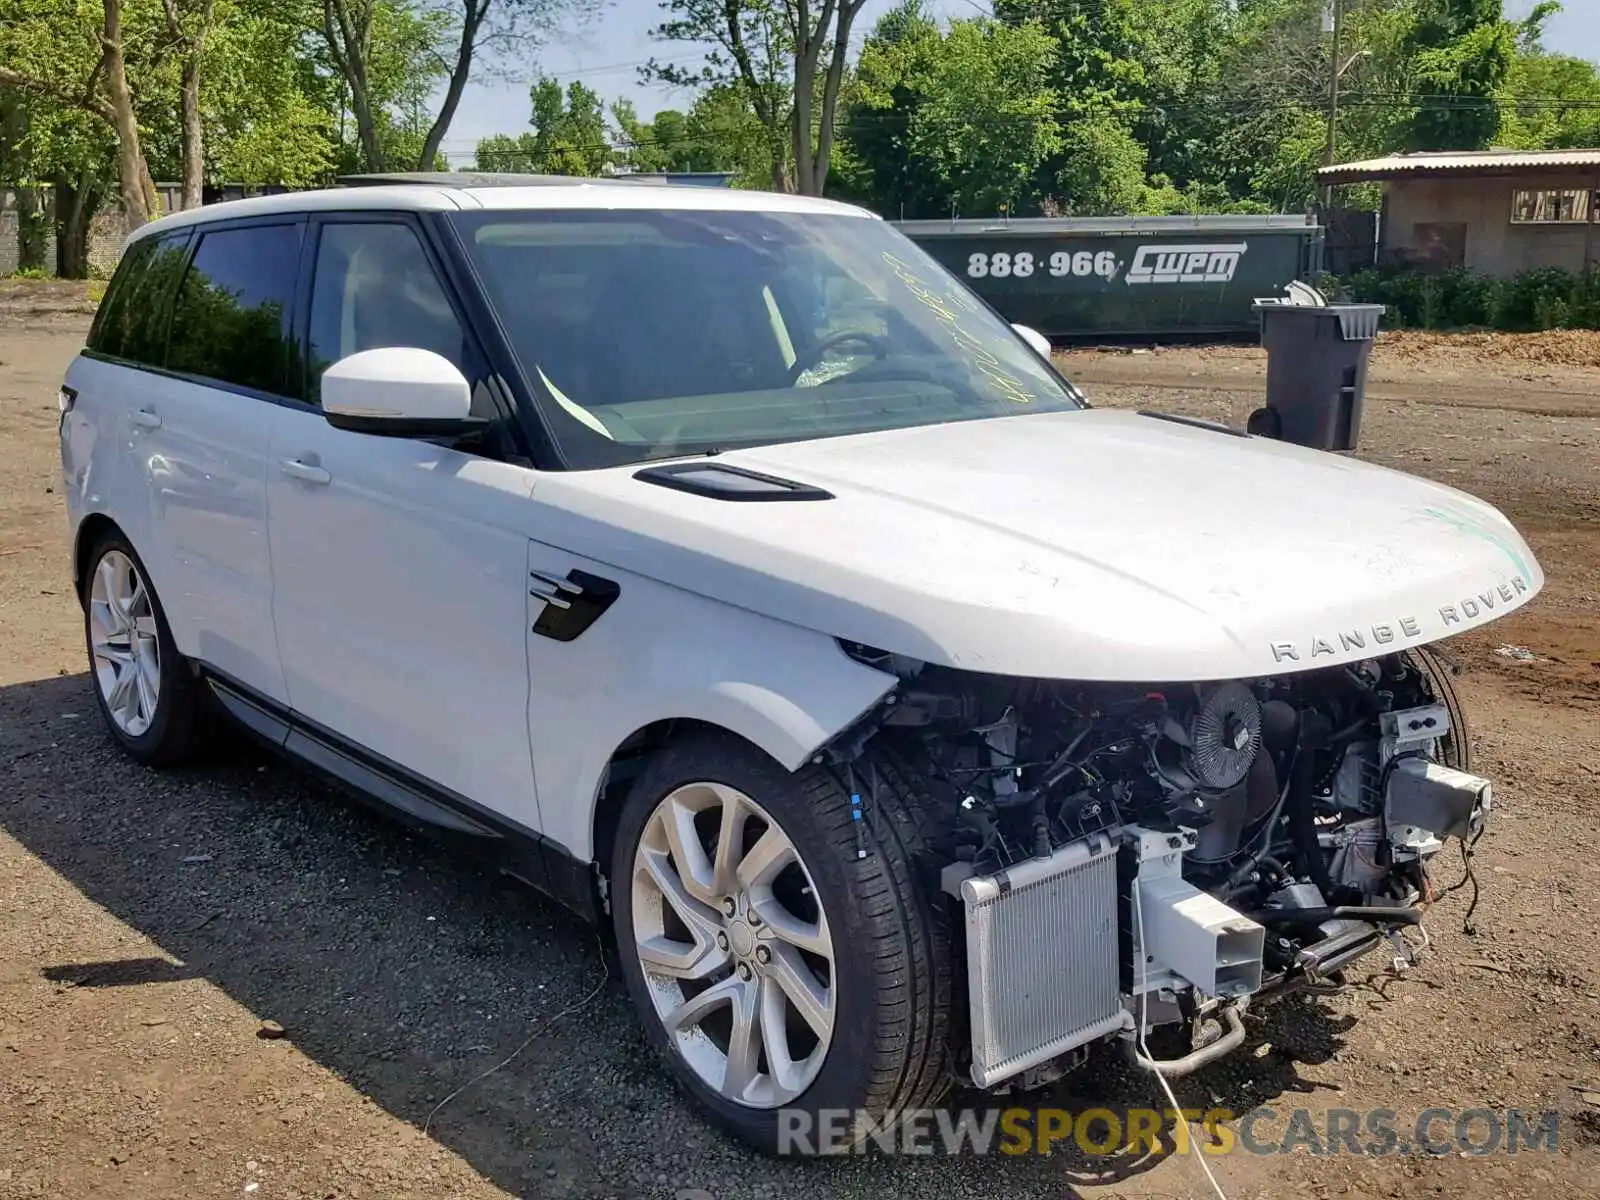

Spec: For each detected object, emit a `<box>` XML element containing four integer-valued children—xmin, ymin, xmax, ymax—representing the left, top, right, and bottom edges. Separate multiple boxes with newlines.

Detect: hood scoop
<box><xmin>633</xmin><ymin>461</ymin><xmax>834</xmax><ymax>502</ymax></box>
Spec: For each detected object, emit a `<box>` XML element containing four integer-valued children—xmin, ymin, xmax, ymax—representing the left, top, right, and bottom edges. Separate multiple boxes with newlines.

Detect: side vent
<box><xmin>633</xmin><ymin>461</ymin><xmax>834</xmax><ymax>502</ymax></box>
<box><xmin>530</xmin><ymin>569</ymin><xmax>620</xmax><ymax>642</ymax></box>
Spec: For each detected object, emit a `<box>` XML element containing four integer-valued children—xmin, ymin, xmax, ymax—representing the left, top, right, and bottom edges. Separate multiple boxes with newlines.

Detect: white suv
<box><xmin>60</xmin><ymin>176</ymin><xmax>1540</xmax><ymax>1152</ymax></box>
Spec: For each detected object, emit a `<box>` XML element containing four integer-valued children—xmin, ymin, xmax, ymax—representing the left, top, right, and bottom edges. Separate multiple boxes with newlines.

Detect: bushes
<box><xmin>1335</xmin><ymin>264</ymin><xmax>1600</xmax><ymax>331</ymax></box>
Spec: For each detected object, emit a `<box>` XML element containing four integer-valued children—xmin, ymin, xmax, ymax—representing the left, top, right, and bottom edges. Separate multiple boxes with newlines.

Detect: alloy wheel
<box><xmin>631</xmin><ymin>781</ymin><xmax>836</xmax><ymax>1108</ymax></box>
<box><xmin>89</xmin><ymin>550</ymin><xmax>161</xmax><ymax>738</ymax></box>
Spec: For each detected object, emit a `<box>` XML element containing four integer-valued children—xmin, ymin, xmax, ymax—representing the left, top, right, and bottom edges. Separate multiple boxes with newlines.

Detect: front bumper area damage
<box><xmin>943</xmin><ymin>744</ymin><xmax>1490</xmax><ymax>1090</ymax></box>
<box><xmin>831</xmin><ymin>643</ymin><xmax>1496</xmax><ymax>1094</ymax></box>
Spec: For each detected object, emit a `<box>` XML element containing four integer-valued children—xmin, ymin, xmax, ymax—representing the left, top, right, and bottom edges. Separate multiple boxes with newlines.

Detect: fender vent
<box><xmin>634</xmin><ymin>462</ymin><xmax>834</xmax><ymax>501</ymax></box>
<box><xmin>530</xmin><ymin>569</ymin><xmax>620</xmax><ymax>642</ymax></box>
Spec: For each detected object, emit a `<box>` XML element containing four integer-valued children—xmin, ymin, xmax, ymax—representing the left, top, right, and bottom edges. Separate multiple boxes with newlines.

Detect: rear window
<box><xmin>88</xmin><ymin>232</ymin><xmax>191</xmax><ymax>365</ymax></box>
<box><xmin>166</xmin><ymin>223</ymin><xmax>301</xmax><ymax>395</ymax></box>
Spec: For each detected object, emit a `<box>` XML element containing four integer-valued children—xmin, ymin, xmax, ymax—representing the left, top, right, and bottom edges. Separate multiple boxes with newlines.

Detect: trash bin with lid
<box><xmin>1248</xmin><ymin>284</ymin><xmax>1385</xmax><ymax>452</ymax></box>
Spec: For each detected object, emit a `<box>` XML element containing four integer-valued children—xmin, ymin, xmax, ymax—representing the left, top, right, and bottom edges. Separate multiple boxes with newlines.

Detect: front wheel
<box><xmin>610</xmin><ymin>733</ymin><xmax>954</xmax><ymax>1153</ymax></box>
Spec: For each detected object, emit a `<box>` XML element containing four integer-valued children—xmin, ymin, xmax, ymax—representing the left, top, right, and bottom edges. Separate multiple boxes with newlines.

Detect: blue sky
<box><xmin>434</xmin><ymin>0</ymin><xmax>1600</xmax><ymax>162</ymax></box>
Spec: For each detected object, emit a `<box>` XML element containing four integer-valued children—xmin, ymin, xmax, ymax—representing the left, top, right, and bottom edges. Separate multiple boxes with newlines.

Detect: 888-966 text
<box><xmin>966</xmin><ymin>250</ymin><xmax>1122</xmax><ymax>281</ymax></box>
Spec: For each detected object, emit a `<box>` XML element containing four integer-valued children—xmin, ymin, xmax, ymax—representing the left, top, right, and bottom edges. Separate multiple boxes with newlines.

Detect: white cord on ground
<box><xmin>423</xmin><ymin>933</ymin><xmax>610</xmax><ymax>1136</ymax></box>
<box><xmin>1133</xmin><ymin>886</ymin><xmax>1232</xmax><ymax>1200</ymax></box>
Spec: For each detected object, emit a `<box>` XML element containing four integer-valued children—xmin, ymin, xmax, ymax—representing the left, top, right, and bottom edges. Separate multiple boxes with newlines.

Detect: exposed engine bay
<box><xmin>838</xmin><ymin>644</ymin><xmax>1494</xmax><ymax>1090</ymax></box>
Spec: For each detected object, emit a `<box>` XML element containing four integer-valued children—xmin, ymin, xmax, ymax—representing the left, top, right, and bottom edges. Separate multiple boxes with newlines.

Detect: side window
<box><xmin>166</xmin><ymin>223</ymin><xmax>300</xmax><ymax>395</ymax></box>
<box><xmin>89</xmin><ymin>233</ymin><xmax>191</xmax><ymax>366</ymax></box>
<box><xmin>306</xmin><ymin>222</ymin><xmax>469</xmax><ymax>405</ymax></box>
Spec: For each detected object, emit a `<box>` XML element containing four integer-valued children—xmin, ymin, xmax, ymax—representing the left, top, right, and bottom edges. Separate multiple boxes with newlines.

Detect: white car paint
<box><xmin>60</xmin><ymin>178</ymin><xmax>1543</xmax><ymax>880</ymax></box>
<box><xmin>321</xmin><ymin>347</ymin><xmax>472</xmax><ymax>422</ymax></box>
<box><xmin>116</xmin><ymin>179</ymin><xmax>876</xmax><ymax>250</ymax></box>
<box><xmin>520</xmin><ymin>409</ymin><xmax>1542</xmax><ymax>683</ymax></box>
<box><xmin>523</xmin><ymin>540</ymin><xmax>895</xmax><ymax>860</ymax></box>
<box><xmin>265</xmin><ymin>404</ymin><xmax>546</xmax><ymax>833</ymax></box>
<box><xmin>63</xmin><ymin>356</ymin><xmax>289</xmax><ymax>701</ymax></box>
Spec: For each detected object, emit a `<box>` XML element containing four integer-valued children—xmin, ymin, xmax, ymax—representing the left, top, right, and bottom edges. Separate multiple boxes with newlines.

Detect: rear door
<box><xmin>264</xmin><ymin>214</ymin><xmax>543</xmax><ymax>833</ymax></box>
<box><xmin>64</xmin><ymin>230</ymin><xmax>192</xmax><ymax>586</ymax></box>
<box><xmin>139</xmin><ymin>219</ymin><xmax>302</xmax><ymax>702</ymax></box>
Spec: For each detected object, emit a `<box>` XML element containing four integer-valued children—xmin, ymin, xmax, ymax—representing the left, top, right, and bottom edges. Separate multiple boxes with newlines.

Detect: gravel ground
<box><xmin>2</xmin><ymin>317</ymin><xmax>1598</xmax><ymax>1200</ymax></box>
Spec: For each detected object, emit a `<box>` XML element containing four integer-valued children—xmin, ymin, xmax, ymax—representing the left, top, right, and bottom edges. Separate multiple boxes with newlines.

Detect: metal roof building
<box><xmin>1316</xmin><ymin>149</ymin><xmax>1600</xmax><ymax>275</ymax></box>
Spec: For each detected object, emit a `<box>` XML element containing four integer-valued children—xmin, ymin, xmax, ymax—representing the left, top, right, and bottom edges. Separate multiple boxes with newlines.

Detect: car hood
<box><xmin>532</xmin><ymin>410</ymin><xmax>1543</xmax><ymax>681</ymax></box>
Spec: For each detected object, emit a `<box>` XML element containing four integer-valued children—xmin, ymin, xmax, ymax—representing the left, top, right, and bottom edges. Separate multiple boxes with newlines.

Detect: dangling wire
<box><xmin>1438</xmin><ymin>824</ymin><xmax>1486</xmax><ymax>934</ymax></box>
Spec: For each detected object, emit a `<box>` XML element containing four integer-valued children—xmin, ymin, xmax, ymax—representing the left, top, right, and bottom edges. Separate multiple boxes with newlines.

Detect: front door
<box><xmin>265</xmin><ymin>215</ymin><xmax>542</xmax><ymax>833</ymax></box>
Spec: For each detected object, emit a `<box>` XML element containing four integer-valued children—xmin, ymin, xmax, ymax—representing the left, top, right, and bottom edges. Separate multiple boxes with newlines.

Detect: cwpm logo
<box><xmin>776</xmin><ymin>1106</ymin><xmax>1563</xmax><ymax>1158</ymax></box>
<box><xmin>1125</xmin><ymin>242</ymin><xmax>1249</xmax><ymax>285</ymax></box>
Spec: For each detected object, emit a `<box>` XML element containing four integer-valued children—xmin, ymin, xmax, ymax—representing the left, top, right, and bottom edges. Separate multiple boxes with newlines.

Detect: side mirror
<box><xmin>1012</xmin><ymin>324</ymin><xmax>1052</xmax><ymax>359</ymax></box>
<box><xmin>321</xmin><ymin>347</ymin><xmax>482</xmax><ymax>437</ymax></box>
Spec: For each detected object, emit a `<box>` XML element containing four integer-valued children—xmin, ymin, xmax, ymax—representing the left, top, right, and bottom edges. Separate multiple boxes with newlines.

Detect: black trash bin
<box><xmin>1248</xmin><ymin>297</ymin><xmax>1385</xmax><ymax>452</ymax></box>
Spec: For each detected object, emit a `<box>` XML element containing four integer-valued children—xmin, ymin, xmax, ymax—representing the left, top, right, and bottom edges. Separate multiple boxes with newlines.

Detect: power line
<box><xmin>438</xmin><ymin>90</ymin><xmax>1600</xmax><ymax>165</ymax></box>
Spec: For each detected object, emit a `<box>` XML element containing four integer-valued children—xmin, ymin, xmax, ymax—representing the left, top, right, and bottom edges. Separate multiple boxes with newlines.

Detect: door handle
<box><xmin>130</xmin><ymin>408</ymin><xmax>162</xmax><ymax>430</ymax></box>
<box><xmin>279</xmin><ymin>458</ymin><xmax>332</xmax><ymax>486</ymax></box>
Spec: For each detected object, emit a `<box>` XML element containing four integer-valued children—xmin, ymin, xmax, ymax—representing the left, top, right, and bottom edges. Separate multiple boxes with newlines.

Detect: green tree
<box><xmin>1494</xmin><ymin>5</ymin><xmax>1600</xmax><ymax>149</ymax></box>
<box><xmin>1403</xmin><ymin>0</ymin><xmax>1515</xmax><ymax>151</ymax></box>
<box><xmin>474</xmin><ymin>77</ymin><xmax>613</xmax><ymax>175</ymax></box>
<box><xmin>1050</xmin><ymin>114</ymin><xmax>1150</xmax><ymax>215</ymax></box>
<box><xmin>643</xmin><ymin>0</ymin><xmax>792</xmax><ymax>189</ymax></box>
<box><xmin>309</xmin><ymin>0</ymin><xmax>455</xmax><ymax>172</ymax></box>
<box><xmin>993</xmin><ymin>0</ymin><xmax>1146</xmax><ymax>112</ymax></box>
<box><xmin>842</xmin><ymin>9</ymin><xmax>1061</xmax><ymax>217</ymax></box>
<box><xmin>1123</xmin><ymin>0</ymin><xmax>1237</xmax><ymax>192</ymax></box>
<box><xmin>416</xmin><ymin>0</ymin><xmax>595</xmax><ymax>170</ymax></box>
<box><xmin>644</xmin><ymin>0</ymin><xmax>876</xmax><ymax>194</ymax></box>
<box><xmin>0</xmin><ymin>0</ymin><xmax>161</xmax><ymax>226</ymax></box>
<box><xmin>203</xmin><ymin>2</ymin><xmax>338</xmax><ymax>184</ymax></box>
<box><xmin>611</xmin><ymin>96</ymin><xmax>769</xmax><ymax>179</ymax></box>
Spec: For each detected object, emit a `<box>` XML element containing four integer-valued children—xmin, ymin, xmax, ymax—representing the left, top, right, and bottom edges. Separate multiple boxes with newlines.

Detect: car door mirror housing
<box><xmin>1011</xmin><ymin>324</ymin><xmax>1052</xmax><ymax>359</ymax></box>
<box><xmin>320</xmin><ymin>347</ymin><xmax>483</xmax><ymax>437</ymax></box>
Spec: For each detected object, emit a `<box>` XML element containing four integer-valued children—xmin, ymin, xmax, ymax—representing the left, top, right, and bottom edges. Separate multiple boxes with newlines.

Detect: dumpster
<box><xmin>895</xmin><ymin>214</ymin><xmax>1324</xmax><ymax>339</ymax></box>
<box><xmin>1248</xmin><ymin>287</ymin><xmax>1385</xmax><ymax>452</ymax></box>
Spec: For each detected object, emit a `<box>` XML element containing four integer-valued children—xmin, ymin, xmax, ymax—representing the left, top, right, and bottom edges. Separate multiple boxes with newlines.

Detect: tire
<box><xmin>610</xmin><ymin>731</ymin><xmax>954</xmax><ymax>1154</ymax></box>
<box><xmin>82</xmin><ymin>530</ymin><xmax>206</xmax><ymax>767</ymax></box>
<box><xmin>1408</xmin><ymin>646</ymin><xmax>1471</xmax><ymax>772</ymax></box>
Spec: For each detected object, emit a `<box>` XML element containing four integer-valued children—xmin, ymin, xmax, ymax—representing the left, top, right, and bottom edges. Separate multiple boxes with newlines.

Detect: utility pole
<box><xmin>1323</xmin><ymin>0</ymin><xmax>1344</xmax><ymax>180</ymax></box>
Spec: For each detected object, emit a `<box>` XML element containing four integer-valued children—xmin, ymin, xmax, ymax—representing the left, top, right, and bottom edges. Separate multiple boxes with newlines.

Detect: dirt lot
<box><xmin>2</xmin><ymin>311</ymin><xmax>1598</xmax><ymax>1200</ymax></box>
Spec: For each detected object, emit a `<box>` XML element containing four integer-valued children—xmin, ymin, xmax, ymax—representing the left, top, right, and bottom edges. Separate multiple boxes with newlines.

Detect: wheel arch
<box><xmin>590</xmin><ymin>717</ymin><xmax>733</xmax><ymax>900</ymax></box>
<box><xmin>525</xmin><ymin>559</ymin><xmax>899</xmax><ymax>868</ymax></box>
<box><xmin>73</xmin><ymin>512</ymin><xmax>126</xmax><ymax>605</ymax></box>
<box><xmin>586</xmin><ymin>682</ymin><xmax>883</xmax><ymax>892</ymax></box>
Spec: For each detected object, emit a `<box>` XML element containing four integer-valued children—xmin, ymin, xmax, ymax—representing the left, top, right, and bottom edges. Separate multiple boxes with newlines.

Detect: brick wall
<box><xmin>1</xmin><ymin>184</ymin><xmax>186</xmax><ymax>277</ymax></box>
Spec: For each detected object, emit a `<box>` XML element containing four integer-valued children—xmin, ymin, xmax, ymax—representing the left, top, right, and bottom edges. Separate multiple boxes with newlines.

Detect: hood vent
<box><xmin>633</xmin><ymin>461</ymin><xmax>835</xmax><ymax>502</ymax></box>
<box><xmin>1137</xmin><ymin>410</ymin><xmax>1249</xmax><ymax>438</ymax></box>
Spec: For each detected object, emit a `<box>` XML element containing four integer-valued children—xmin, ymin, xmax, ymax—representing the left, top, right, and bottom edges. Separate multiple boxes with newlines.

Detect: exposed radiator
<box><xmin>951</xmin><ymin>834</ymin><xmax>1126</xmax><ymax>1088</ymax></box>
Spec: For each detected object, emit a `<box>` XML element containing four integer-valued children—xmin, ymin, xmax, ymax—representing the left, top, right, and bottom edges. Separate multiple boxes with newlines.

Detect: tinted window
<box><xmin>306</xmin><ymin>222</ymin><xmax>468</xmax><ymax>404</ymax></box>
<box><xmin>166</xmin><ymin>224</ymin><xmax>300</xmax><ymax>394</ymax></box>
<box><xmin>90</xmin><ymin>233</ymin><xmax>191</xmax><ymax>365</ymax></box>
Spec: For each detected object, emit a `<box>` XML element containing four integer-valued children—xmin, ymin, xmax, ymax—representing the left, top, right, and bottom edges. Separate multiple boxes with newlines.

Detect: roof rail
<box><xmin>336</xmin><ymin>171</ymin><xmax>656</xmax><ymax>189</ymax></box>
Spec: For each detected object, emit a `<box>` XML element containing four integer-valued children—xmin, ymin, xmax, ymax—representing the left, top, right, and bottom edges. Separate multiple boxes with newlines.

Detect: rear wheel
<box><xmin>83</xmin><ymin>532</ymin><xmax>205</xmax><ymax>766</ymax></box>
<box><xmin>610</xmin><ymin>732</ymin><xmax>953</xmax><ymax>1153</ymax></box>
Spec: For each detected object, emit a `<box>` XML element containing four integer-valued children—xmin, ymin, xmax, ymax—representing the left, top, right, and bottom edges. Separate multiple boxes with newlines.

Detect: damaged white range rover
<box><xmin>60</xmin><ymin>176</ymin><xmax>1541</xmax><ymax>1153</ymax></box>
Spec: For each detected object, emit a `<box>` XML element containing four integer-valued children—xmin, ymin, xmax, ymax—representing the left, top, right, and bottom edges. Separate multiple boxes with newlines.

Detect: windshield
<box><xmin>449</xmin><ymin>207</ymin><xmax>1084</xmax><ymax>469</ymax></box>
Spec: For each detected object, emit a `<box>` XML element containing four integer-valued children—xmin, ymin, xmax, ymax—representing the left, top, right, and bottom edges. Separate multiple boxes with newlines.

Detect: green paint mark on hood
<box><xmin>1421</xmin><ymin>506</ymin><xmax>1532</xmax><ymax>580</ymax></box>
